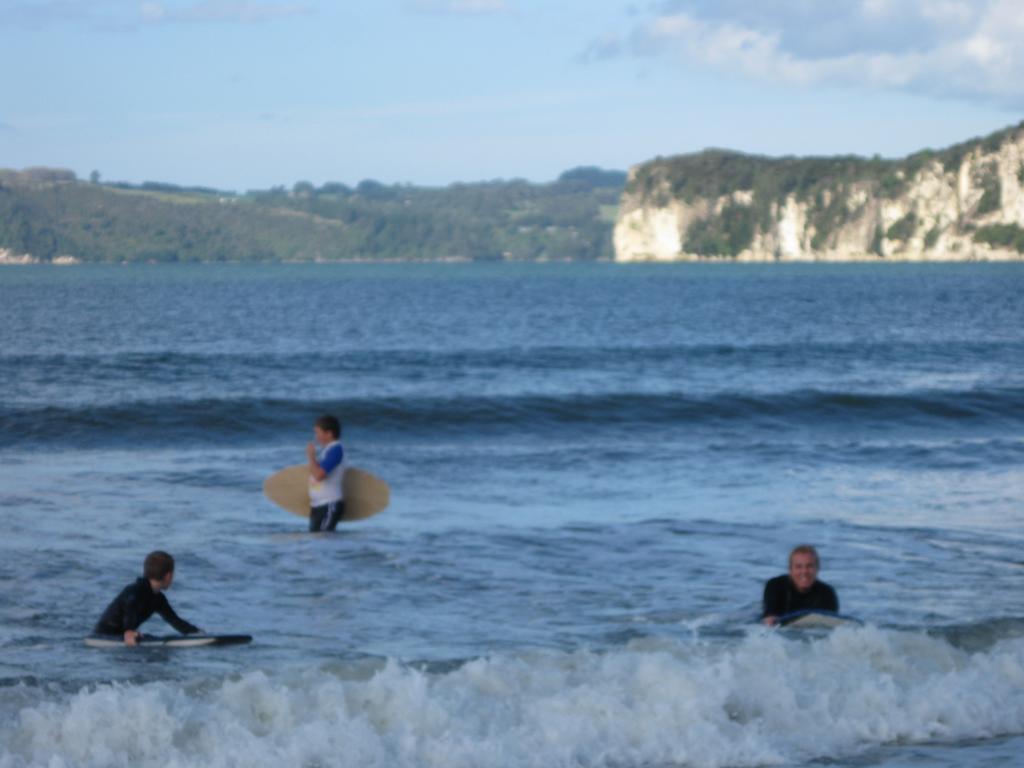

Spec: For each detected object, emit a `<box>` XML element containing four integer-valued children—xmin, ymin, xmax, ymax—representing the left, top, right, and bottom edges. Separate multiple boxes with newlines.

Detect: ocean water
<box><xmin>1</xmin><ymin>261</ymin><xmax>1023</xmax><ymax>768</ymax></box>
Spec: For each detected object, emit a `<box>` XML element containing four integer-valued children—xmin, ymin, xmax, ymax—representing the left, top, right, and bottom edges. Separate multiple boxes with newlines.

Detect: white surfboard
<box><xmin>778</xmin><ymin>610</ymin><xmax>863</xmax><ymax>628</ymax></box>
<box><xmin>263</xmin><ymin>465</ymin><xmax>389</xmax><ymax>521</ymax></box>
<box><xmin>84</xmin><ymin>634</ymin><xmax>252</xmax><ymax>648</ymax></box>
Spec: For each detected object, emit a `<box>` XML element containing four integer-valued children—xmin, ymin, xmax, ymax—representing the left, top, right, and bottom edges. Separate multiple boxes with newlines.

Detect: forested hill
<box><xmin>0</xmin><ymin>167</ymin><xmax>624</xmax><ymax>263</ymax></box>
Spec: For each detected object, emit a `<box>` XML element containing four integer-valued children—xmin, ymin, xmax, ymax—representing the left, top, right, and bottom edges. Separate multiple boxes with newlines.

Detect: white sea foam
<box><xmin>3</xmin><ymin>627</ymin><xmax>1023</xmax><ymax>768</ymax></box>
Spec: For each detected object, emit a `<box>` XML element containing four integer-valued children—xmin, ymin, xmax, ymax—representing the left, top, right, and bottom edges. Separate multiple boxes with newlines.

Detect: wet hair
<box><xmin>788</xmin><ymin>544</ymin><xmax>820</xmax><ymax>569</ymax></box>
<box><xmin>143</xmin><ymin>551</ymin><xmax>175</xmax><ymax>581</ymax></box>
<box><xmin>315</xmin><ymin>414</ymin><xmax>341</xmax><ymax>439</ymax></box>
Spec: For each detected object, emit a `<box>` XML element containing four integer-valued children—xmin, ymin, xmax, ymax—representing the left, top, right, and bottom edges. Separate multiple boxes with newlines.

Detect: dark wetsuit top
<box><xmin>93</xmin><ymin>578</ymin><xmax>199</xmax><ymax>636</ymax></box>
<box><xmin>762</xmin><ymin>575</ymin><xmax>838</xmax><ymax>618</ymax></box>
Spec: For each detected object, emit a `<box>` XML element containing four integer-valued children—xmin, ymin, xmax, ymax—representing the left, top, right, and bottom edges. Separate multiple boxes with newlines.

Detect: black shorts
<box><xmin>309</xmin><ymin>500</ymin><xmax>345</xmax><ymax>532</ymax></box>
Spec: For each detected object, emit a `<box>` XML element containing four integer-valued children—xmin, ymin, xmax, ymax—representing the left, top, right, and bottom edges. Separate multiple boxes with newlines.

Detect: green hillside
<box><xmin>0</xmin><ymin>166</ymin><xmax>625</xmax><ymax>262</ymax></box>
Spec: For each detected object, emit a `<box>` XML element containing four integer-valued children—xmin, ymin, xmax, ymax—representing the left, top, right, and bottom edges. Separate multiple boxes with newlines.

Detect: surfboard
<box><xmin>84</xmin><ymin>634</ymin><xmax>252</xmax><ymax>648</ymax></box>
<box><xmin>263</xmin><ymin>465</ymin><xmax>389</xmax><ymax>521</ymax></box>
<box><xmin>778</xmin><ymin>609</ymin><xmax>863</xmax><ymax>628</ymax></box>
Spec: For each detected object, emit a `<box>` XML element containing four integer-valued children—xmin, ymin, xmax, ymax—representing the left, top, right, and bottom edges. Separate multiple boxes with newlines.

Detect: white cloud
<box><xmin>138</xmin><ymin>1</ymin><xmax>313</xmax><ymax>25</ymax></box>
<box><xmin>0</xmin><ymin>0</ymin><xmax>119</xmax><ymax>29</ymax></box>
<box><xmin>0</xmin><ymin>0</ymin><xmax>311</xmax><ymax>28</ymax></box>
<box><xmin>139</xmin><ymin>2</ymin><xmax>165</xmax><ymax>22</ymax></box>
<box><xmin>600</xmin><ymin>0</ymin><xmax>1024</xmax><ymax>108</ymax></box>
<box><xmin>918</xmin><ymin>0</ymin><xmax>976</xmax><ymax>25</ymax></box>
<box><xmin>861</xmin><ymin>0</ymin><xmax>899</xmax><ymax>18</ymax></box>
<box><xmin>409</xmin><ymin>0</ymin><xmax>510</xmax><ymax>16</ymax></box>
<box><xmin>450</xmin><ymin>0</ymin><xmax>507</xmax><ymax>11</ymax></box>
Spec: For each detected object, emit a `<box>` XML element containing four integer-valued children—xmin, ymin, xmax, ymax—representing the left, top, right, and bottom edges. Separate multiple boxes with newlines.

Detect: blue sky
<box><xmin>2</xmin><ymin>0</ymin><xmax>1022</xmax><ymax>191</ymax></box>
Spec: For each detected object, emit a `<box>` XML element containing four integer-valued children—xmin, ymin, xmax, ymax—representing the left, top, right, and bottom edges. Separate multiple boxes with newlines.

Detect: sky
<box><xmin>1</xmin><ymin>0</ymin><xmax>1023</xmax><ymax>192</ymax></box>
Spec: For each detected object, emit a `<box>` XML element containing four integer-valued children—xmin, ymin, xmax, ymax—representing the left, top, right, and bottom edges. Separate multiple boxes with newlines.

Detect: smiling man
<box><xmin>761</xmin><ymin>545</ymin><xmax>839</xmax><ymax>626</ymax></box>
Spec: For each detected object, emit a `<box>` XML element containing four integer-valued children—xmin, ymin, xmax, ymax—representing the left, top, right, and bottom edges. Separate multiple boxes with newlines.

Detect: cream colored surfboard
<box><xmin>263</xmin><ymin>465</ymin><xmax>390</xmax><ymax>521</ymax></box>
<box><xmin>779</xmin><ymin>610</ymin><xmax>862</xmax><ymax>628</ymax></box>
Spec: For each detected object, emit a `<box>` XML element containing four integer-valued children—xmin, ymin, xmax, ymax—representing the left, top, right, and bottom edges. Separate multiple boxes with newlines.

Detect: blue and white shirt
<box><xmin>309</xmin><ymin>440</ymin><xmax>345</xmax><ymax>506</ymax></box>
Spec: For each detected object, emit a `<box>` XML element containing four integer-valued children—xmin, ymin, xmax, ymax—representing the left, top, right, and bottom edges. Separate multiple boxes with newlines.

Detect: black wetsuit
<box><xmin>762</xmin><ymin>575</ymin><xmax>838</xmax><ymax>619</ymax></box>
<box><xmin>93</xmin><ymin>578</ymin><xmax>199</xmax><ymax>636</ymax></box>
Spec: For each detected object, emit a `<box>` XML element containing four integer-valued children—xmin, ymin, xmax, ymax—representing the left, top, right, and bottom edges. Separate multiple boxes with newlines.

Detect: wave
<box><xmin>2</xmin><ymin>628</ymin><xmax>1023</xmax><ymax>768</ymax></box>
<box><xmin>2</xmin><ymin>339</ymin><xmax>1022</xmax><ymax>377</ymax></box>
<box><xmin>2</xmin><ymin>386</ymin><xmax>1024</xmax><ymax>450</ymax></box>
<box><xmin>930</xmin><ymin>616</ymin><xmax>1024</xmax><ymax>652</ymax></box>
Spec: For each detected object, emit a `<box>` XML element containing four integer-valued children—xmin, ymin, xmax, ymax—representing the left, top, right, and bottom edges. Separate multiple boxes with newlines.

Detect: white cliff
<box><xmin>614</xmin><ymin>124</ymin><xmax>1024</xmax><ymax>262</ymax></box>
<box><xmin>0</xmin><ymin>248</ymin><xmax>79</xmax><ymax>265</ymax></box>
<box><xmin>0</xmin><ymin>248</ymin><xmax>36</xmax><ymax>264</ymax></box>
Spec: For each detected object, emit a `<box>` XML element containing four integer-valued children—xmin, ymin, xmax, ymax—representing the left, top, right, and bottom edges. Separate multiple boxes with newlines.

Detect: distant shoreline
<box><xmin>3</xmin><ymin>252</ymin><xmax>1022</xmax><ymax>266</ymax></box>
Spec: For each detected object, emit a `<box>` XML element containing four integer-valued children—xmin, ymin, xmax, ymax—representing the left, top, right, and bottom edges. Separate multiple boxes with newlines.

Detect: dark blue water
<box><xmin>1</xmin><ymin>262</ymin><xmax>1023</xmax><ymax>768</ymax></box>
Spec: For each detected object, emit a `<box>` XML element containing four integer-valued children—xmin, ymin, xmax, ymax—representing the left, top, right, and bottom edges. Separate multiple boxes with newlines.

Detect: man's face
<box><xmin>789</xmin><ymin>552</ymin><xmax>818</xmax><ymax>593</ymax></box>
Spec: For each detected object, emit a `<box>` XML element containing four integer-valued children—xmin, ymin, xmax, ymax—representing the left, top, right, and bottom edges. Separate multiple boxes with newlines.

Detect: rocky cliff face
<box><xmin>614</xmin><ymin>124</ymin><xmax>1024</xmax><ymax>262</ymax></box>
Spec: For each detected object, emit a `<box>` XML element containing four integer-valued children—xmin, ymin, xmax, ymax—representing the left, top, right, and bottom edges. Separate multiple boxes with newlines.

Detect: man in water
<box><xmin>761</xmin><ymin>544</ymin><xmax>839</xmax><ymax>626</ymax></box>
<box><xmin>94</xmin><ymin>551</ymin><xmax>200</xmax><ymax>644</ymax></box>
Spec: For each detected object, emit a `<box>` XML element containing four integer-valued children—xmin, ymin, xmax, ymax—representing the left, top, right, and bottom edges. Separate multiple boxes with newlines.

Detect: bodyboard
<box><xmin>84</xmin><ymin>634</ymin><xmax>252</xmax><ymax>648</ymax></box>
<box><xmin>263</xmin><ymin>465</ymin><xmax>389</xmax><ymax>521</ymax></box>
<box><xmin>778</xmin><ymin>609</ymin><xmax>863</xmax><ymax>628</ymax></box>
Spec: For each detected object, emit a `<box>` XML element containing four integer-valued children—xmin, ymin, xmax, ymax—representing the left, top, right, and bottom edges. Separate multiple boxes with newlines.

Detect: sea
<box><xmin>0</xmin><ymin>261</ymin><xmax>1022</xmax><ymax>768</ymax></box>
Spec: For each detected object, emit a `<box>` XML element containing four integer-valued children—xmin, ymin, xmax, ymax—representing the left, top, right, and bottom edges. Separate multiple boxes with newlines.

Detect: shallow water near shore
<box><xmin>1</xmin><ymin>261</ymin><xmax>1023</xmax><ymax>768</ymax></box>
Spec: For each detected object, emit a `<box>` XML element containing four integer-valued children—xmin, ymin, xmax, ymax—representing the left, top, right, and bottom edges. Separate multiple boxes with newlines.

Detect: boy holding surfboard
<box><xmin>306</xmin><ymin>414</ymin><xmax>346</xmax><ymax>532</ymax></box>
<box><xmin>262</xmin><ymin>421</ymin><xmax>389</xmax><ymax>525</ymax></box>
<box><xmin>93</xmin><ymin>551</ymin><xmax>200</xmax><ymax>645</ymax></box>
